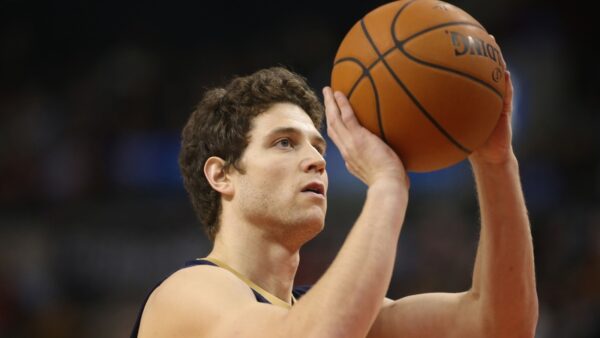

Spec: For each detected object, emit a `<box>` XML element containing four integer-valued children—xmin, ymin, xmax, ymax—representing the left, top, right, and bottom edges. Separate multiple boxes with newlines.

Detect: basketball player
<box><xmin>131</xmin><ymin>67</ymin><xmax>538</xmax><ymax>337</ymax></box>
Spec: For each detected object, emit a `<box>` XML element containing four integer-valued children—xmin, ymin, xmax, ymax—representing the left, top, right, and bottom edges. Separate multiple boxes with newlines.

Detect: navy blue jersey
<box><xmin>130</xmin><ymin>259</ymin><xmax>311</xmax><ymax>338</ymax></box>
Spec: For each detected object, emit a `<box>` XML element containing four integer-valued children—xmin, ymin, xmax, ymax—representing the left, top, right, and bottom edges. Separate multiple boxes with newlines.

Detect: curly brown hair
<box><xmin>179</xmin><ymin>67</ymin><xmax>324</xmax><ymax>241</ymax></box>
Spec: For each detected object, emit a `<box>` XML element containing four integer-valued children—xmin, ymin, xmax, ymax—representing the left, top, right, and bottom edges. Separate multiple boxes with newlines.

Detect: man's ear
<box><xmin>204</xmin><ymin>156</ymin><xmax>234</xmax><ymax>197</ymax></box>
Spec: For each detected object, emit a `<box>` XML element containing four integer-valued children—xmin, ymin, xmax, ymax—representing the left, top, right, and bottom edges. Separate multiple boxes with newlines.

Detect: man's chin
<box><xmin>288</xmin><ymin>216</ymin><xmax>324</xmax><ymax>244</ymax></box>
<box><xmin>301</xmin><ymin>217</ymin><xmax>325</xmax><ymax>238</ymax></box>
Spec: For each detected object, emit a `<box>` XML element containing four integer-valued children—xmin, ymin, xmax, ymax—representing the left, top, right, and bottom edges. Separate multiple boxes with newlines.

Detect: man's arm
<box><xmin>368</xmin><ymin>71</ymin><xmax>538</xmax><ymax>338</ymax></box>
<box><xmin>469</xmin><ymin>154</ymin><xmax>538</xmax><ymax>336</ymax></box>
<box><xmin>368</xmin><ymin>157</ymin><xmax>537</xmax><ymax>338</ymax></box>
<box><xmin>138</xmin><ymin>88</ymin><xmax>410</xmax><ymax>338</ymax></box>
<box><xmin>468</xmin><ymin>70</ymin><xmax>538</xmax><ymax>337</ymax></box>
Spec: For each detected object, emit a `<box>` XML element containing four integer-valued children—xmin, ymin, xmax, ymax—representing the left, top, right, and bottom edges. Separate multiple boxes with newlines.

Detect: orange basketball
<box><xmin>331</xmin><ymin>0</ymin><xmax>506</xmax><ymax>172</ymax></box>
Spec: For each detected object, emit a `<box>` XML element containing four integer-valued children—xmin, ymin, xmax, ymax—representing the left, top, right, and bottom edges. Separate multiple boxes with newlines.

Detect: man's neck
<box><xmin>207</xmin><ymin>221</ymin><xmax>301</xmax><ymax>304</ymax></box>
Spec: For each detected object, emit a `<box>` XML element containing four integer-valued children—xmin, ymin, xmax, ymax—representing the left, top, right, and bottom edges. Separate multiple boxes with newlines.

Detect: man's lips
<box><xmin>301</xmin><ymin>182</ymin><xmax>325</xmax><ymax>196</ymax></box>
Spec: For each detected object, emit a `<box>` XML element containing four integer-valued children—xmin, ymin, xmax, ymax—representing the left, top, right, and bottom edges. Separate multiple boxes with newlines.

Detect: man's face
<box><xmin>230</xmin><ymin>103</ymin><xmax>328</xmax><ymax>242</ymax></box>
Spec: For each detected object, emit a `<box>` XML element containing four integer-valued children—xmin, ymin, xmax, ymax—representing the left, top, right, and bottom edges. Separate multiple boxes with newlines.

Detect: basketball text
<box><xmin>448</xmin><ymin>30</ymin><xmax>502</xmax><ymax>65</ymax></box>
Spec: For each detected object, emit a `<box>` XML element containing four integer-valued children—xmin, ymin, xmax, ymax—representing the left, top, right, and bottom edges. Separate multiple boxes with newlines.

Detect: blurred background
<box><xmin>1</xmin><ymin>0</ymin><xmax>598</xmax><ymax>337</ymax></box>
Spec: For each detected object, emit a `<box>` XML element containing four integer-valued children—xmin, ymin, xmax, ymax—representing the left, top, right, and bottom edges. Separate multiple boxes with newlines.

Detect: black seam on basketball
<box><xmin>388</xmin><ymin>4</ymin><xmax>500</xmax><ymax>99</ymax></box>
<box><xmin>393</xmin><ymin>21</ymin><xmax>502</xmax><ymax>99</ymax></box>
<box><xmin>399</xmin><ymin>44</ymin><xmax>502</xmax><ymax>98</ymax></box>
<box><xmin>333</xmin><ymin>58</ymin><xmax>368</xmax><ymax>99</ymax></box>
<box><xmin>381</xmin><ymin>52</ymin><xmax>472</xmax><ymax>154</ymax></box>
<box><xmin>332</xmin><ymin>57</ymin><xmax>385</xmax><ymax>141</ymax></box>
<box><xmin>361</xmin><ymin>12</ymin><xmax>472</xmax><ymax>154</ymax></box>
<box><xmin>357</xmin><ymin>19</ymin><xmax>388</xmax><ymax>144</ymax></box>
<box><xmin>366</xmin><ymin>73</ymin><xmax>384</xmax><ymax>142</ymax></box>
<box><xmin>334</xmin><ymin>50</ymin><xmax>392</xmax><ymax>94</ymax></box>
<box><xmin>391</xmin><ymin>0</ymin><xmax>417</xmax><ymax>44</ymax></box>
<box><xmin>335</xmin><ymin>0</ymin><xmax>413</xmax><ymax>91</ymax></box>
<box><xmin>400</xmin><ymin>22</ymin><xmax>486</xmax><ymax>44</ymax></box>
<box><xmin>360</xmin><ymin>18</ymin><xmax>383</xmax><ymax>55</ymax></box>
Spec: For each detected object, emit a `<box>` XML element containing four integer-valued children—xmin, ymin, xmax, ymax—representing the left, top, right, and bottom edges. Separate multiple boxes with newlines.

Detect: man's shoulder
<box><xmin>150</xmin><ymin>264</ymin><xmax>257</xmax><ymax>311</ymax></box>
<box><xmin>169</xmin><ymin>263</ymin><xmax>251</xmax><ymax>292</ymax></box>
<box><xmin>137</xmin><ymin>265</ymin><xmax>256</xmax><ymax>338</ymax></box>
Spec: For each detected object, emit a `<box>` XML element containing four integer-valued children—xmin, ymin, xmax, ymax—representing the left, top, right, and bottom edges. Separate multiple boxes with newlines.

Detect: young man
<box><xmin>132</xmin><ymin>67</ymin><xmax>538</xmax><ymax>337</ymax></box>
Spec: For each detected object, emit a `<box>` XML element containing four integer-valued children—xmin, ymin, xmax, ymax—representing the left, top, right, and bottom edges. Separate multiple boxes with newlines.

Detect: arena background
<box><xmin>0</xmin><ymin>0</ymin><xmax>598</xmax><ymax>337</ymax></box>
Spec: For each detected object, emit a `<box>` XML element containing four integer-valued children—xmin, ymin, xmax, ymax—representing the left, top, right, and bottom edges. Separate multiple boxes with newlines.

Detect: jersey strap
<box><xmin>193</xmin><ymin>257</ymin><xmax>297</xmax><ymax>308</ymax></box>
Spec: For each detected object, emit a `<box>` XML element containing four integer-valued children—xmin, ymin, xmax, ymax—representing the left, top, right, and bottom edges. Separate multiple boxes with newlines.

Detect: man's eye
<box><xmin>276</xmin><ymin>138</ymin><xmax>292</xmax><ymax>148</ymax></box>
<box><xmin>314</xmin><ymin>145</ymin><xmax>326</xmax><ymax>155</ymax></box>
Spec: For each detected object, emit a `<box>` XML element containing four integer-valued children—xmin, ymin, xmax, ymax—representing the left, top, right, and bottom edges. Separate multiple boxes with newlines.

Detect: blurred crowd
<box><xmin>1</xmin><ymin>1</ymin><xmax>598</xmax><ymax>337</ymax></box>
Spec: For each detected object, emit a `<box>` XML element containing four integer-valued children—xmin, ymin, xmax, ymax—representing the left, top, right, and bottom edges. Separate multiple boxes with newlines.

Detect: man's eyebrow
<box><xmin>267</xmin><ymin>127</ymin><xmax>327</xmax><ymax>151</ymax></box>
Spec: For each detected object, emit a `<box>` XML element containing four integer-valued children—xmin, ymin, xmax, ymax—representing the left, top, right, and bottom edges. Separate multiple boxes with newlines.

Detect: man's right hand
<box><xmin>323</xmin><ymin>87</ymin><xmax>409</xmax><ymax>190</ymax></box>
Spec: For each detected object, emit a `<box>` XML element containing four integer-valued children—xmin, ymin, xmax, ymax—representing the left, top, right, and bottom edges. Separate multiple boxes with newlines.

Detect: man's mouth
<box><xmin>302</xmin><ymin>182</ymin><xmax>325</xmax><ymax>196</ymax></box>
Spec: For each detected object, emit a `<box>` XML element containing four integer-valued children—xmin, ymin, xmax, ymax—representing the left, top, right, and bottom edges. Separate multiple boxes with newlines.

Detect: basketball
<box><xmin>331</xmin><ymin>0</ymin><xmax>506</xmax><ymax>172</ymax></box>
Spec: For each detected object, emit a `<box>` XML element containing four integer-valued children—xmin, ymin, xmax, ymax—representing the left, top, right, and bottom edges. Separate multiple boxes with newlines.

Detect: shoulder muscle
<box><xmin>138</xmin><ymin>265</ymin><xmax>258</xmax><ymax>338</ymax></box>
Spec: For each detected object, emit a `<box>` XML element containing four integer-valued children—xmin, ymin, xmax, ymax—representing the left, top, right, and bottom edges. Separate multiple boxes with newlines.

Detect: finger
<box><xmin>329</xmin><ymin>128</ymin><xmax>352</xmax><ymax>164</ymax></box>
<box><xmin>323</xmin><ymin>86</ymin><xmax>339</xmax><ymax>117</ymax></box>
<box><xmin>324</xmin><ymin>87</ymin><xmax>353</xmax><ymax>142</ymax></box>
<box><xmin>323</xmin><ymin>87</ymin><xmax>343</xmax><ymax>138</ymax></box>
<box><xmin>323</xmin><ymin>87</ymin><xmax>345</xmax><ymax>129</ymax></box>
<box><xmin>344</xmin><ymin>161</ymin><xmax>359</xmax><ymax>180</ymax></box>
<box><xmin>489</xmin><ymin>34</ymin><xmax>506</xmax><ymax>68</ymax></box>
<box><xmin>325</xmin><ymin>117</ymin><xmax>342</xmax><ymax>153</ymax></box>
<box><xmin>323</xmin><ymin>87</ymin><xmax>351</xmax><ymax>155</ymax></box>
<box><xmin>504</xmin><ymin>71</ymin><xmax>514</xmax><ymax>116</ymax></box>
<box><xmin>333</xmin><ymin>91</ymin><xmax>361</xmax><ymax>130</ymax></box>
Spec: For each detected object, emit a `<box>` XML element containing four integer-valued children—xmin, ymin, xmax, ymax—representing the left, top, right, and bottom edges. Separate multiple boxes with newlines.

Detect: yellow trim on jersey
<box><xmin>200</xmin><ymin>257</ymin><xmax>297</xmax><ymax>309</ymax></box>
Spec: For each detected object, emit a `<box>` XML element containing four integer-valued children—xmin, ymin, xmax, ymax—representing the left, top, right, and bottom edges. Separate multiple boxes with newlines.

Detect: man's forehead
<box><xmin>253</xmin><ymin>103</ymin><xmax>321</xmax><ymax>137</ymax></box>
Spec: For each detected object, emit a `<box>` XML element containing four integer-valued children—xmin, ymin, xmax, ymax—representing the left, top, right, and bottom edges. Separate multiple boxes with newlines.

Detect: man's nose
<box><xmin>302</xmin><ymin>148</ymin><xmax>326</xmax><ymax>174</ymax></box>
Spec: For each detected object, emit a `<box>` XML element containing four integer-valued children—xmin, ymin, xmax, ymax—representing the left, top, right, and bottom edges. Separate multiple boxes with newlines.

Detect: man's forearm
<box><xmin>470</xmin><ymin>155</ymin><xmax>538</xmax><ymax>336</ymax></box>
<box><xmin>292</xmin><ymin>179</ymin><xmax>407</xmax><ymax>338</ymax></box>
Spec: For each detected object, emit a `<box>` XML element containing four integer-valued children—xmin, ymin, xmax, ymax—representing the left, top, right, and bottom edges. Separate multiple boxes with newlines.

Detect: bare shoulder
<box><xmin>138</xmin><ymin>265</ymin><xmax>258</xmax><ymax>338</ymax></box>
